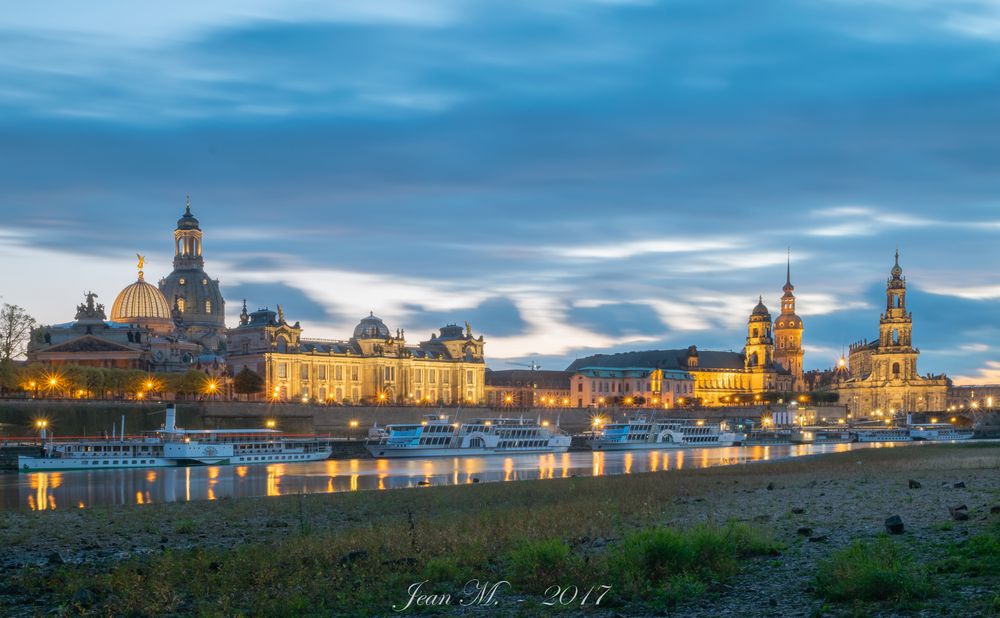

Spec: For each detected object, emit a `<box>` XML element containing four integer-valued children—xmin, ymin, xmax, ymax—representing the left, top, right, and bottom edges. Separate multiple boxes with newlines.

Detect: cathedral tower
<box><xmin>773</xmin><ymin>252</ymin><xmax>805</xmax><ymax>389</ymax></box>
<box><xmin>745</xmin><ymin>297</ymin><xmax>774</xmax><ymax>370</ymax></box>
<box><xmin>158</xmin><ymin>197</ymin><xmax>227</xmax><ymax>352</ymax></box>
<box><xmin>874</xmin><ymin>249</ymin><xmax>917</xmax><ymax>380</ymax></box>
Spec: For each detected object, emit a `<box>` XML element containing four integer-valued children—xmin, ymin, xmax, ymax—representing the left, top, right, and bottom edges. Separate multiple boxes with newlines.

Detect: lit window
<box><xmin>205</xmin><ymin>300</ymin><xmax>212</xmax><ymax>314</ymax></box>
<box><xmin>177</xmin><ymin>298</ymin><xmax>186</xmax><ymax>312</ymax></box>
<box><xmin>179</xmin><ymin>278</ymin><xmax>186</xmax><ymax>285</ymax></box>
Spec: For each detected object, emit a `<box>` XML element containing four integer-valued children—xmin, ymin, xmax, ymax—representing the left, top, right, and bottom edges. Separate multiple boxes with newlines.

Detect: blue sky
<box><xmin>1</xmin><ymin>1</ymin><xmax>999</xmax><ymax>382</ymax></box>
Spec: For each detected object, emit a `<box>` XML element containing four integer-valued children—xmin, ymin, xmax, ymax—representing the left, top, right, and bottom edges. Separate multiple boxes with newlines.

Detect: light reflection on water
<box><xmin>3</xmin><ymin>441</ymin><xmax>879</xmax><ymax>511</ymax></box>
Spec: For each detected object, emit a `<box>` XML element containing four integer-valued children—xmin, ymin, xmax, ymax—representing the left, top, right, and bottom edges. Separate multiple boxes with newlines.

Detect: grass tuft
<box><xmin>816</xmin><ymin>536</ymin><xmax>934</xmax><ymax>603</ymax></box>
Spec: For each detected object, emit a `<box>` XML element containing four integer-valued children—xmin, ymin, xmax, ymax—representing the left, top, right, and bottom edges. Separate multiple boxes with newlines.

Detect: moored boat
<box><xmin>588</xmin><ymin>417</ymin><xmax>741</xmax><ymax>451</ymax></box>
<box><xmin>18</xmin><ymin>406</ymin><xmax>332</xmax><ymax>472</ymax></box>
<box><xmin>366</xmin><ymin>414</ymin><xmax>571</xmax><ymax>458</ymax></box>
<box><xmin>908</xmin><ymin>423</ymin><xmax>974</xmax><ymax>441</ymax></box>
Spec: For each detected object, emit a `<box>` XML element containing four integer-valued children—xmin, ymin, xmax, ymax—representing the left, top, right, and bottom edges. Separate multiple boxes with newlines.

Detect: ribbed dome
<box><xmin>751</xmin><ymin>296</ymin><xmax>770</xmax><ymax>317</ymax></box>
<box><xmin>353</xmin><ymin>313</ymin><xmax>391</xmax><ymax>339</ymax></box>
<box><xmin>111</xmin><ymin>278</ymin><xmax>173</xmax><ymax>324</ymax></box>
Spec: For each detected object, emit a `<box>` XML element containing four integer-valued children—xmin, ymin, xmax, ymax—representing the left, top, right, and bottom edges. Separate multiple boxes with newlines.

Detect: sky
<box><xmin>0</xmin><ymin>1</ymin><xmax>999</xmax><ymax>383</ymax></box>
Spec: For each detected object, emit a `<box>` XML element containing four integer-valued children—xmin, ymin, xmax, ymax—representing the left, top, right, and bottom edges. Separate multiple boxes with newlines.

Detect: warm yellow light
<box><xmin>48</xmin><ymin>378</ymin><xmax>57</xmax><ymax>386</ymax></box>
<box><xmin>930</xmin><ymin>417</ymin><xmax>938</xmax><ymax>424</ymax></box>
<box><xmin>378</xmin><ymin>393</ymin><xmax>387</xmax><ymax>401</ymax></box>
<box><xmin>35</xmin><ymin>420</ymin><xmax>48</xmax><ymax>429</ymax></box>
<box><xmin>561</xmin><ymin>398</ymin><xmax>569</xmax><ymax>405</ymax></box>
<box><xmin>349</xmin><ymin>420</ymin><xmax>359</xmax><ymax>428</ymax></box>
<box><xmin>504</xmin><ymin>395</ymin><xmax>513</xmax><ymax>403</ymax></box>
<box><xmin>145</xmin><ymin>381</ymin><xmax>154</xmax><ymax>390</ymax></box>
<box><xmin>136</xmin><ymin>392</ymin><xmax>144</xmax><ymax>400</ymax></box>
<box><xmin>28</xmin><ymin>381</ymin><xmax>36</xmax><ymax>388</ymax></box>
<box><xmin>950</xmin><ymin>417</ymin><xmax>957</xmax><ymax>423</ymax></box>
<box><xmin>598</xmin><ymin>397</ymin><xmax>605</xmax><ymax>404</ymax></box>
<box><xmin>265</xmin><ymin>419</ymin><xmax>277</xmax><ymax>429</ymax></box>
<box><xmin>484</xmin><ymin>421</ymin><xmax>492</xmax><ymax>426</ymax></box>
<box><xmin>696</xmin><ymin>419</ymin><xmax>704</xmax><ymax>426</ymax></box>
<box><xmin>541</xmin><ymin>420</ymin><xmax>549</xmax><ymax>427</ymax></box>
<box><xmin>837</xmin><ymin>419</ymin><xmax>845</xmax><ymax>424</ymax></box>
<box><xmin>884</xmin><ymin>419</ymin><xmax>891</xmax><ymax>424</ymax></box>
<box><xmin>421</xmin><ymin>421</ymin><xmax>428</xmax><ymax>425</ymax></box>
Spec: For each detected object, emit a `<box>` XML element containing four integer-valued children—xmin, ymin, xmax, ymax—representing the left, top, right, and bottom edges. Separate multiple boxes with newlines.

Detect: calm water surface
<box><xmin>2</xmin><ymin>442</ymin><xmax>909</xmax><ymax>511</ymax></box>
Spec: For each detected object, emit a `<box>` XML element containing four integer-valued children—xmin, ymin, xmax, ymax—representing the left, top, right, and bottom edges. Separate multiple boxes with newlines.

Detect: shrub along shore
<box><xmin>1</xmin><ymin>444</ymin><xmax>999</xmax><ymax>617</ymax></box>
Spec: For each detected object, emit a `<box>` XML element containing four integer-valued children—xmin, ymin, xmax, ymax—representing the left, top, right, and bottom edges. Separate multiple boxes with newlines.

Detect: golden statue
<box><xmin>136</xmin><ymin>253</ymin><xmax>145</xmax><ymax>279</ymax></box>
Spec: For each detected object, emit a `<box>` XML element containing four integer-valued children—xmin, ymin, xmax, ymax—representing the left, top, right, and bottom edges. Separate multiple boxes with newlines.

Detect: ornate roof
<box><xmin>177</xmin><ymin>196</ymin><xmax>200</xmax><ymax>230</ymax></box>
<box><xmin>751</xmin><ymin>296</ymin><xmax>771</xmax><ymax>318</ymax></box>
<box><xmin>111</xmin><ymin>275</ymin><xmax>173</xmax><ymax>324</ymax></box>
<box><xmin>353</xmin><ymin>312</ymin><xmax>391</xmax><ymax>340</ymax></box>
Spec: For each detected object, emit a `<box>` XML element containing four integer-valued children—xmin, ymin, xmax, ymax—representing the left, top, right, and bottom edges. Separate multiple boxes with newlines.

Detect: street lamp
<box><xmin>265</xmin><ymin>419</ymin><xmax>277</xmax><ymax>429</ymax></box>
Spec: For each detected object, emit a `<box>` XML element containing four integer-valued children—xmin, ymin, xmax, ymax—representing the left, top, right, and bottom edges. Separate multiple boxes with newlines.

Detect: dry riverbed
<box><xmin>1</xmin><ymin>443</ymin><xmax>999</xmax><ymax>617</ymax></box>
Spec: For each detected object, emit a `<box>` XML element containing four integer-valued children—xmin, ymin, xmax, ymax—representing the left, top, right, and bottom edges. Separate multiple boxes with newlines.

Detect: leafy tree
<box><xmin>0</xmin><ymin>303</ymin><xmax>35</xmax><ymax>361</ymax></box>
<box><xmin>233</xmin><ymin>367</ymin><xmax>264</xmax><ymax>400</ymax></box>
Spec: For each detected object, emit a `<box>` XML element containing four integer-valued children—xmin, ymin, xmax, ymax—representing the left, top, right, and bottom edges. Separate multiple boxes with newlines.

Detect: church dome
<box><xmin>353</xmin><ymin>313</ymin><xmax>391</xmax><ymax>339</ymax></box>
<box><xmin>111</xmin><ymin>277</ymin><xmax>173</xmax><ymax>325</ymax></box>
<box><xmin>751</xmin><ymin>297</ymin><xmax>770</xmax><ymax>317</ymax></box>
<box><xmin>177</xmin><ymin>198</ymin><xmax>200</xmax><ymax>230</ymax></box>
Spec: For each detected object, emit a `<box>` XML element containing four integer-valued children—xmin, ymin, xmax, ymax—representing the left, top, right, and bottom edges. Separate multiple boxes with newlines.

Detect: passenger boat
<box><xmin>850</xmin><ymin>427</ymin><xmax>912</xmax><ymax>443</ymax></box>
<box><xmin>18</xmin><ymin>406</ymin><xmax>333</xmax><ymax>471</ymax></box>
<box><xmin>588</xmin><ymin>417</ymin><xmax>741</xmax><ymax>451</ymax></box>
<box><xmin>908</xmin><ymin>423</ymin><xmax>974</xmax><ymax>441</ymax></box>
<box><xmin>366</xmin><ymin>414</ymin><xmax>571</xmax><ymax>458</ymax></box>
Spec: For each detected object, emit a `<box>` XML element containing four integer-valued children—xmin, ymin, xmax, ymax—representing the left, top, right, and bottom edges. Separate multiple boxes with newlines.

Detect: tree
<box><xmin>0</xmin><ymin>303</ymin><xmax>35</xmax><ymax>362</ymax></box>
<box><xmin>233</xmin><ymin>367</ymin><xmax>264</xmax><ymax>400</ymax></box>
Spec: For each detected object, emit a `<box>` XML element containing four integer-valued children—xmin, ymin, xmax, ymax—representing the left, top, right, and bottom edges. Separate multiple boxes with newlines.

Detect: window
<box><xmin>277</xmin><ymin>363</ymin><xmax>288</xmax><ymax>379</ymax></box>
<box><xmin>177</xmin><ymin>297</ymin><xmax>186</xmax><ymax>312</ymax></box>
<box><xmin>892</xmin><ymin>362</ymin><xmax>901</xmax><ymax>376</ymax></box>
<box><xmin>351</xmin><ymin>366</ymin><xmax>359</xmax><ymax>381</ymax></box>
<box><xmin>429</xmin><ymin>370</ymin><xmax>436</xmax><ymax>384</ymax></box>
<box><xmin>300</xmin><ymin>365</ymin><xmax>309</xmax><ymax>380</ymax></box>
<box><xmin>415</xmin><ymin>369</ymin><xmax>423</xmax><ymax>383</ymax></box>
<box><xmin>335</xmin><ymin>365</ymin><xmax>343</xmax><ymax>380</ymax></box>
<box><xmin>466</xmin><ymin>370</ymin><xmax>474</xmax><ymax>385</ymax></box>
<box><xmin>318</xmin><ymin>366</ymin><xmax>327</xmax><ymax>380</ymax></box>
<box><xmin>442</xmin><ymin>371</ymin><xmax>449</xmax><ymax>385</ymax></box>
<box><xmin>205</xmin><ymin>300</ymin><xmax>212</xmax><ymax>314</ymax></box>
<box><xmin>578</xmin><ymin>383</ymin><xmax>583</xmax><ymax>392</ymax></box>
<box><xmin>242</xmin><ymin>342</ymin><xmax>249</xmax><ymax>355</ymax></box>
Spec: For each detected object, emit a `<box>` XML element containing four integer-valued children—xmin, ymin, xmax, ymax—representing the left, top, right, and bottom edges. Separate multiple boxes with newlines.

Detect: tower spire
<box><xmin>185</xmin><ymin>195</ymin><xmax>191</xmax><ymax>216</ymax></box>
<box><xmin>786</xmin><ymin>247</ymin><xmax>791</xmax><ymax>286</ymax></box>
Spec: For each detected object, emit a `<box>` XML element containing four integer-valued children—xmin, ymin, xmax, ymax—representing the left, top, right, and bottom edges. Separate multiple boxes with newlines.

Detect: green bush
<box><xmin>816</xmin><ymin>537</ymin><xmax>934</xmax><ymax>602</ymax></box>
<box><xmin>508</xmin><ymin>538</ymin><xmax>577</xmax><ymax>593</ymax></box>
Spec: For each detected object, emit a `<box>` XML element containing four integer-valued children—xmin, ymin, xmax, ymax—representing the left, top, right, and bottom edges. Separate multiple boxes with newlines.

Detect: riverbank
<box><xmin>1</xmin><ymin>444</ymin><xmax>999</xmax><ymax>616</ymax></box>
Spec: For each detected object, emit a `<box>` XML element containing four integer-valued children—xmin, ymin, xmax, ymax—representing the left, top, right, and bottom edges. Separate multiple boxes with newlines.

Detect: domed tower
<box><xmin>745</xmin><ymin>297</ymin><xmax>774</xmax><ymax>370</ymax></box>
<box><xmin>111</xmin><ymin>256</ymin><xmax>174</xmax><ymax>335</ymax></box>
<box><xmin>158</xmin><ymin>197</ymin><xmax>226</xmax><ymax>351</ymax></box>
<box><xmin>773</xmin><ymin>252</ymin><xmax>804</xmax><ymax>388</ymax></box>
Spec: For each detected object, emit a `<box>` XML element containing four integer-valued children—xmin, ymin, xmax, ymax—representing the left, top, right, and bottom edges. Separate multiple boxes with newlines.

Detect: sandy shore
<box><xmin>1</xmin><ymin>443</ymin><xmax>998</xmax><ymax>616</ymax></box>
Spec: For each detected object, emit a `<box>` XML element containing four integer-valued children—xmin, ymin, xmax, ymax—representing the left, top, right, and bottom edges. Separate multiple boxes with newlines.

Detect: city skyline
<box><xmin>2</xmin><ymin>2</ymin><xmax>999</xmax><ymax>382</ymax></box>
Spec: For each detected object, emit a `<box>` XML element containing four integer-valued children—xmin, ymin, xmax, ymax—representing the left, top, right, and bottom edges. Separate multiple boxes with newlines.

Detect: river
<box><xmin>2</xmin><ymin>441</ymin><xmax>909</xmax><ymax>511</ymax></box>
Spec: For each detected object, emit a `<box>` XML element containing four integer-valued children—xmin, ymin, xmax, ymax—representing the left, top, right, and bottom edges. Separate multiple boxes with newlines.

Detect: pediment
<box><xmin>44</xmin><ymin>335</ymin><xmax>139</xmax><ymax>354</ymax></box>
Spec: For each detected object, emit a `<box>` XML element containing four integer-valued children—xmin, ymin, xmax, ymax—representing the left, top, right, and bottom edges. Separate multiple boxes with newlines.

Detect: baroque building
<box><xmin>226</xmin><ymin>307</ymin><xmax>486</xmax><ymax>404</ymax></box>
<box><xmin>27</xmin><ymin>260</ymin><xmax>201</xmax><ymax>371</ymax></box>
<box><xmin>157</xmin><ymin>198</ymin><xmax>227</xmax><ymax>353</ymax></box>
<box><xmin>567</xmin><ymin>292</ymin><xmax>795</xmax><ymax>406</ymax></box>
<box><xmin>827</xmin><ymin>251</ymin><xmax>948</xmax><ymax>415</ymax></box>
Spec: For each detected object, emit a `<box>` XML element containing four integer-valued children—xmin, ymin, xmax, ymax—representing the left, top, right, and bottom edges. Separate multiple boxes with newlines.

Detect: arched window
<box><xmin>177</xmin><ymin>297</ymin><xmax>186</xmax><ymax>312</ymax></box>
<box><xmin>276</xmin><ymin>336</ymin><xmax>288</xmax><ymax>354</ymax></box>
<box><xmin>892</xmin><ymin>362</ymin><xmax>900</xmax><ymax>376</ymax></box>
<box><xmin>205</xmin><ymin>300</ymin><xmax>212</xmax><ymax>314</ymax></box>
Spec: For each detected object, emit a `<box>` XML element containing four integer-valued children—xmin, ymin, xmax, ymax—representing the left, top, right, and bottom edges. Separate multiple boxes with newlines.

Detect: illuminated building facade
<box><xmin>570</xmin><ymin>367</ymin><xmax>694</xmax><ymax>409</ymax></box>
<box><xmin>772</xmin><ymin>255</ymin><xmax>805</xmax><ymax>390</ymax></box>
<box><xmin>484</xmin><ymin>370</ymin><xmax>573</xmax><ymax>407</ymax></box>
<box><xmin>226</xmin><ymin>308</ymin><xmax>486</xmax><ymax>404</ymax></box>
<box><xmin>828</xmin><ymin>251</ymin><xmax>949</xmax><ymax>415</ymax></box>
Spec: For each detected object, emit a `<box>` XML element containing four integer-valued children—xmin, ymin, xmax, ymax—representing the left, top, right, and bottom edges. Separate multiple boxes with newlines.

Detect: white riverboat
<box><xmin>908</xmin><ymin>423</ymin><xmax>974</xmax><ymax>441</ymax></box>
<box><xmin>850</xmin><ymin>427</ymin><xmax>912</xmax><ymax>443</ymax></box>
<box><xmin>366</xmin><ymin>414</ymin><xmax>571</xmax><ymax>458</ymax></box>
<box><xmin>18</xmin><ymin>406</ymin><xmax>333</xmax><ymax>472</ymax></box>
<box><xmin>588</xmin><ymin>418</ymin><xmax>742</xmax><ymax>451</ymax></box>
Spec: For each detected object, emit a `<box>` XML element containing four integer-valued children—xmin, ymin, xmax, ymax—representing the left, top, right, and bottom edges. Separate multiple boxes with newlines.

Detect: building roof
<box><xmin>574</xmin><ymin>366</ymin><xmax>694</xmax><ymax>380</ymax></box>
<box><xmin>566</xmin><ymin>348</ymin><xmax>746</xmax><ymax>372</ymax></box>
<box><xmin>353</xmin><ymin>313</ymin><xmax>391</xmax><ymax>340</ymax></box>
<box><xmin>485</xmin><ymin>369</ymin><xmax>573</xmax><ymax>389</ymax></box>
<box><xmin>111</xmin><ymin>277</ymin><xmax>173</xmax><ymax>324</ymax></box>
